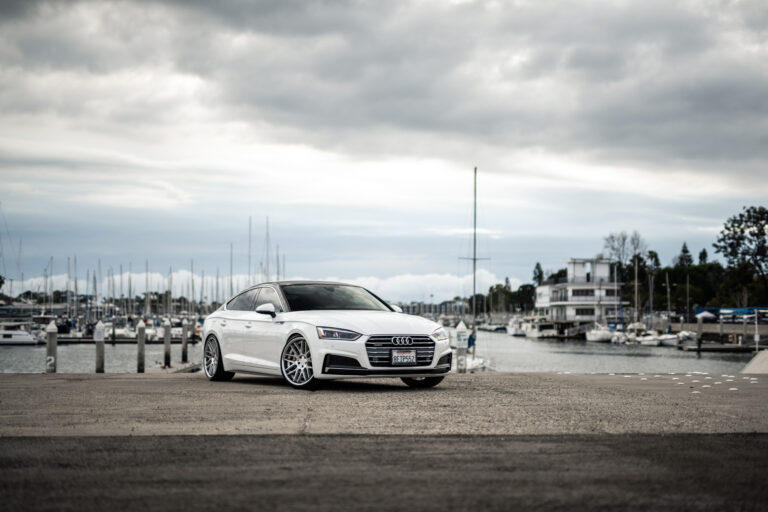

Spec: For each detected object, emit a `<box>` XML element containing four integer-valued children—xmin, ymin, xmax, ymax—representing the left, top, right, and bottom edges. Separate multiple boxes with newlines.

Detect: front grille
<box><xmin>365</xmin><ymin>335</ymin><xmax>435</xmax><ymax>367</ymax></box>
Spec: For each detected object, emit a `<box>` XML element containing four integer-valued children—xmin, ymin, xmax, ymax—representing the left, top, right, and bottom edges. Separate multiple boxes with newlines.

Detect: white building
<box><xmin>535</xmin><ymin>257</ymin><xmax>629</xmax><ymax>324</ymax></box>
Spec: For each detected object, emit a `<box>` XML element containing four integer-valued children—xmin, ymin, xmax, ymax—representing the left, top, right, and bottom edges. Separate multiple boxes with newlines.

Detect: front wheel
<box><xmin>401</xmin><ymin>376</ymin><xmax>444</xmax><ymax>389</ymax></box>
<box><xmin>281</xmin><ymin>335</ymin><xmax>318</xmax><ymax>390</ymax></box>
<box><xmin>203</xmin><ymin>336</ymin><xmax>234</xmax><ymax>381</ymax></box>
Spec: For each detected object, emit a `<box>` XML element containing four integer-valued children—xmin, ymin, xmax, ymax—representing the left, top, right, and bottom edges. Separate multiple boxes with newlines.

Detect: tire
<box><xmin>203</xmin><ymin>336</ymin><xmax>234</xmax><ymax>381</ymax></box>
<box><xmin>280</xmin><ymin>335</ymin><xmax>318</xmax><ymax>390</ymax></box>
<box><xmin>401</xmin><ymin>376</ymin><xmax>444</xmax><ymax>389</ymax></box>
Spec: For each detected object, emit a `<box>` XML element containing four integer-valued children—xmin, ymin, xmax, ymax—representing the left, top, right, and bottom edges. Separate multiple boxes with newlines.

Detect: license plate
<box><xmin>392</xmin><ymin>349</ymin><xmax>417</xmax><ymax>366</ymax></box>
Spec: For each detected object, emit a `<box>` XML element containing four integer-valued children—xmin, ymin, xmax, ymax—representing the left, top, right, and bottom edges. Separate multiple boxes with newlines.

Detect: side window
<box><xmin>227</xmin><ymin>289</ymin><xmax>260</xmax><ymax>311</ymax></box>
<box><xmin>253</xmin><ymin>287</ymin><xmax>283</xmax><ymax>312</ymax></box>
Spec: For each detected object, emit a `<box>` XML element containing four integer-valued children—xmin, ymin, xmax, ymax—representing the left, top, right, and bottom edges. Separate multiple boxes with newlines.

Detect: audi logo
<box><xmin>391</xmin><ymin>336</ymin><xmax>413</xmax><ymax>346</ymax></box>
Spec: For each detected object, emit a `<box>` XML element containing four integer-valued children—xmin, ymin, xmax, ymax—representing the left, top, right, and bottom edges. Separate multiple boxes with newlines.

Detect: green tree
<box><xmin>698</xmin><ymin>248</ymin><xmax>708</xmax><ymax>265</ymax></box>
<box><xmin>714</xmin><ymin>206</ymin><xmax>768</xmax><ymax>296</ymax></box>
<box><xmin>676</xmin><ymin>242</ymin><xmax>694</xmax><ymax>267</ymax></box>
<box><xmin>0</xmin><ymin>275</ymin><xmax>4</xmax><ymax>292</ymax></box>
<box><xmin>647</xmin><ymin>250</ymin><xmax>661</xmax><ymax>271</ymax></box>
<box><xmin>532</xmin><ymin>262</ymin><xmax>544</xmax><ymax>286</ymax></box>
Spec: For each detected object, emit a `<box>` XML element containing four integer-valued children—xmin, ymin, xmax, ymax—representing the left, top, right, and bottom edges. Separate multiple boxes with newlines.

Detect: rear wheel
<box><xmin>401</xmin><ymin>376</ymin><xmax>444</xmax><ymax>389</ymax></box>
<box><xmin>281</xmin><ymin>335</ymin><xmax>318</xmax><ymax>390</ymax></box>
<box><xmin>203</xmin><ymin>336</ymin><xmax>234</xmax><ymax>381</ymax></box>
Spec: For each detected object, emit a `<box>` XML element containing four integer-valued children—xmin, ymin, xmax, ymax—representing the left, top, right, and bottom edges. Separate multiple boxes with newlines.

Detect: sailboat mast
<box><xmin>634</xmin><ymin>254</ymin><xmax>638</xmax><ymax>323</ymax></box>
<box><xmin>472</xmin><ymin>166</ymin><xmax>477</xmax><ymax>340</ymax></box>
<box><xmin>73</xmin><ymin>255</ymin><xmax>78</xmax><ymax>323</ymax></box>
<box><xmin>145</xmin><ymin>260</ymin><xmax>150</xmax><ymax>316</ymax></box>
<box><xmin>248</xmin><ymin>216</ymin><xmax>252</xmax><ymax>285</ymax></box>
<box><xmin>265</xmin><ymin>217</ymin><xmax>270</xmax><ymax>281</ymax></box>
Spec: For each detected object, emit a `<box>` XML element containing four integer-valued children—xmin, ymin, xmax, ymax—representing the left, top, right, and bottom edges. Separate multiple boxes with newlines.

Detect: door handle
<box><xmin>244</xmin><ymin>324</ymin><xmax>252</xmax><ymax>329</ymax></box>
<box><xmin>220</xmin><ymin>321</ymin><xmax>227</xmax><ymax>326</ymax></box>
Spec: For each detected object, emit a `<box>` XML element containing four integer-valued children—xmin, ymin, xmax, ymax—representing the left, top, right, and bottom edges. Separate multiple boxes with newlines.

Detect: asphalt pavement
<box><xmin>0</xmin><ymin>372</ymin><xmax>766</xmax><ymax>511</ymax></box>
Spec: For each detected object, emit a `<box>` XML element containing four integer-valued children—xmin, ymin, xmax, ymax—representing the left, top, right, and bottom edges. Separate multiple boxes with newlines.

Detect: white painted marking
<box><xmin>729</xmin><ymin>388</ymin><xmax>738</xmax><ymax>391</ymax></box>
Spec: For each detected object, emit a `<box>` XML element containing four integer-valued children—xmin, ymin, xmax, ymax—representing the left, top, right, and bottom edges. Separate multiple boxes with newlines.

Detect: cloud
<box><xmin>1</xmin><ymin>0</ymin><xmax>766</xmax><ymax>300</ymax></box>
<box><xmin>1</xmin><ymin>0</ymin><xmax>766</xmax><ymax>177</ymax></box>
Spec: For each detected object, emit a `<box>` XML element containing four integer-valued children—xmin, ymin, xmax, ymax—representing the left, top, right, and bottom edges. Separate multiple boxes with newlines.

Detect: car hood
<box><xmin>280</xmin><ymin>310</ymin><xmax>440</xmax><ymax>336</ymax></box>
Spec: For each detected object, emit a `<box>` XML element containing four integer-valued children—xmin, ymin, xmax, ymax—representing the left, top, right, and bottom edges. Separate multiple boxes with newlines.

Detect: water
<box><xmin>0</xmin><ymin>332</ymin><xmax>753</xmax><ymax>374</ymax></box>
<box><xmin>0</xmin><ymin>343</ymin><xmax>202</xmax><ymax>373</ymax></box>
<box><xmin>474</xmin><ymin>330</ymin><xmax>752</xmax><ymax>374</ymax></box>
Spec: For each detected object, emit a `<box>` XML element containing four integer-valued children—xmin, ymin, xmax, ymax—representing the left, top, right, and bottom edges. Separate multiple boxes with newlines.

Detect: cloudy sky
<box><xmin>0</xmin><ymin>0</ymin><xmax>766</xmax><ymax>302</ymax></box>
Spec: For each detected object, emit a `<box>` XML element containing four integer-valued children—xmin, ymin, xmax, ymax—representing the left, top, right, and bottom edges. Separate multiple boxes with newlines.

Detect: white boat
<box><xmin>506</xmin><ymin>317</ymin><xmax>525</xmax><ymax>337</ymax></box>
<box><xmin>585</xmin><ymin>323</ymin><xmax>614</xmax><ymax>342</ymax></box>
<box><xmin>522</xmin><ymin>316</ymin><xmax>558</xmax><ymax>338</ymax></box>
<box><xmin>657</xmin><ymin>334</ymin><xmax>680</xmax><ymax>347</ymax></box>
<box><xmin>0</xmin><ymin>322</ymin><xmax>40</xmax><ymax>345</ymax></box>
<box><xmin>638</xmin><ymin>333</ymin><xmax>661</xmax><ymax>346</ymax></box>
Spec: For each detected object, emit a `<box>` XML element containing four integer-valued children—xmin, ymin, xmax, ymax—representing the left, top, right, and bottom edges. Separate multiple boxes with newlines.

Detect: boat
<box><xmin>506</xmin><ymin>317</ymin><xmax>525</xmax><ymax>337</ymax></box>
<box><xmin>657</xmin><ymin>334</ymin><xmax>680</xmax><ymax>347</ymax></box>
<box><xmin>638</xmin><ymin>331</ymin><xmax>661</xmax><ymax>346</ymax></box>
<box><xmin>522</xmin><ymin>316</ymin><xmax>558</xmax><ymax>338</ymax></box>
<box><xmin>585</xmin><ymin>323</ymin><xmax>614</xmax><ymax>342</ymax></box>
<box><xmin>0</xmin><ymin>322</ymin><xmax>40</xmax><ymax>345</ymax></box>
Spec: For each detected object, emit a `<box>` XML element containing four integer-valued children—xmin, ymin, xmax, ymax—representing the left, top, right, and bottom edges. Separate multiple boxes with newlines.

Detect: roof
<box><xmin>264</xmin><ymin>280</ymin><xmax>360</xmax><ymax>287</ymax></box>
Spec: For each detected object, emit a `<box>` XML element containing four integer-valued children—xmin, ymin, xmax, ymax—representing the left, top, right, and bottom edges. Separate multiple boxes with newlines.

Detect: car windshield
<box><xmin>281</xmin><ymin>284</ymin><xmax>391</xmax><ymax>312</ymax></box>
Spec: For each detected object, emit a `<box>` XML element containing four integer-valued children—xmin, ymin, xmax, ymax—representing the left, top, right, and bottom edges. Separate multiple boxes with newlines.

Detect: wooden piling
<box><xmin>45</xmin><ymin>321</ymin><xmax>57</xmax><ymax>373</ymax></box>
<box><xmin>137</xmin><ymin>320</ymin><xmax>145</xmax><ymax>373</ymax></box>
<box><xmin>163</xmin><ymin>318</ymin><xmax>171</xmax><ymax>368</ymax></box>
<box><xmin>697</xmin><ymin>317</ymin><xmax>703</xmax><ymax>352</ymax></box>
<box><xmin>94</xmin><ymin>320</ymin><xmax>105</xmax><ymax>373</ymax></box>
<box><xmin>181</xmin><ymin>318</ymin><xmax>188</xmax><ymax>364</ymax></box>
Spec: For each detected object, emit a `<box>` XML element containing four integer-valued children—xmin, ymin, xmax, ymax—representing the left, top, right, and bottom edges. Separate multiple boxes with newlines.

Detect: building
<box><xmin>535</xmin><ymin>257</ymin><xmax>629</xmax><ymax>327</ymax></box>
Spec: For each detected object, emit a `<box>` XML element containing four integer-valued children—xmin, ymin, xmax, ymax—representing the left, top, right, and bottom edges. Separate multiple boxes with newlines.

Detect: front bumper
<box><xmin>311</xmin><ymin>334</ymin><xmax>452</xmax><ymax>379</ymax></box>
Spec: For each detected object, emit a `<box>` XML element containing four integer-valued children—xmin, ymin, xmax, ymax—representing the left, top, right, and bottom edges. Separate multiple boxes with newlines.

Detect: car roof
<box><xmin>265</xmin><ymin>280</ymin><xmax>361</xmax><ymax>287</ymax></box>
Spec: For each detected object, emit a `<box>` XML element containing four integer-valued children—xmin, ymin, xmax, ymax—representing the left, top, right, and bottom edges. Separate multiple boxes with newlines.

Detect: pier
<box><xmin>1</xmin><ymin>372</ymin><xmax>766</xmax><ymax>510</ymax></box>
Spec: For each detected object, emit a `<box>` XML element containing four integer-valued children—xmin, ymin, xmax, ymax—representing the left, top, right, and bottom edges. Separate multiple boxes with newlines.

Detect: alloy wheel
<box><xmin>204</xmin><ymin>337</ymin><xmax>218</xmax><ymax>378</ymax></box>
<box><xmin>282</xmin><ymin>336</ymin><xmax>314</xmax><ymax>386</ymax></box>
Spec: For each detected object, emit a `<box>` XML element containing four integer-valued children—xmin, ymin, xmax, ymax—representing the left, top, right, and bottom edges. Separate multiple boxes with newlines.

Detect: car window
<box><xmin>227</xmin><ymin>288</ymin><xmax>260</xmax><ymax>311</ymax></box>
<box><xmin>281</xmin><ymin>284</ymin><xmax>390</xmax><ymax>311</ymax></box>
<box><xmin>254</xmin><ymin>286</ymin><xmax>283</xmax><ymax>312</ymax></box>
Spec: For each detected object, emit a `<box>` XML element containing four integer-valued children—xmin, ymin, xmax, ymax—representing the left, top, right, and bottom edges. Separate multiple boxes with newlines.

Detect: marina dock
<box><xmin>1</xmin><ymin>372</ymin><xmax>766</xmax><ymax>510</ymax></box>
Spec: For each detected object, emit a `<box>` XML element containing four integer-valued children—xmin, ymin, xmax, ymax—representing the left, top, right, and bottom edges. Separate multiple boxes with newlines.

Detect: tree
<box><xmin>604</xmin><ymin>232</ymin><xmax>629</xmax><ymax>265</ymax></box>
<box><xmin>699</xmin><ymin>248</ymin><xmax>708</xmax><ymax>265</ymax></box>
<box><xmin>647</xmin><ymin>250</ymin><xmax>661</xmax><ymax>271</ymax></box>
<box><xmin>629</xmin><ymin>230</ymin><xmax>647</xmax><ymax>257</ymax></box>
<box><xmin>714</xmin><ymin>206</ymin><xmax>768</xmax><ymax>295</ymax></box>
<box><xmin>676</xmin><ymin>242</ymin><xmax>694</xmax><ymax>267</ymax></box>
<box><xmin>0</xmin><ymin>275</ymin><xmax>4</xmax><ymax>292</ymax></box>
<box><xmin>532</xmin><ymin>262</ymin><xmax>544</xmax><ymax>286</ymax></box>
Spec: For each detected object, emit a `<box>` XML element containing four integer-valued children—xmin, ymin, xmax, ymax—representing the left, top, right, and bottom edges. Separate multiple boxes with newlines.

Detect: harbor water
<box><xmin>475</xmin><ymin>330</ymin><xmax>752</xmax><ymax>374</ymax></box>
<box><xmin>0</xmin><ymin>343</ymin><xmax>202</xmax><ymax>373</ymax></box>
<box><xmin>0</xmin><ymin>330</ymin><xmax>753</xmax><ymax>374</ymax></box>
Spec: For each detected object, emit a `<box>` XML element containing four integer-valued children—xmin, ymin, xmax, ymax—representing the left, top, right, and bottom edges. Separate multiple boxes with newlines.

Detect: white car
<box><xmin>202</xmin><ymin>281</ymin><xmax>451</xmax><ymax>389</ymax></box>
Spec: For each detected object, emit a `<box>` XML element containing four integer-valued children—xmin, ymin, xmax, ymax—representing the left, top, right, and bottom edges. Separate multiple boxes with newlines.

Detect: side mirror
<box><xmin>255</xmin><ymin>303</ymin><xmax>276</xmax><ymax>318</ymax></box>
<box><xmin>391</xmin><ymin>305</ymin><xmax>403</xmax><ymax>313</ymax></box>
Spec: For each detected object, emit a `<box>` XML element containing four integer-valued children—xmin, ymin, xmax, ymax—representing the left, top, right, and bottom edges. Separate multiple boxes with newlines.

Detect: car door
<box><xmin>240</xmin><ymin>285</ymin><xmax>286</xmax><ymax>373</ymax></box>
<box><xmin>219</xmin><ymin>288</ymin><xmax>260</xmax><ymax>370</ymax></box>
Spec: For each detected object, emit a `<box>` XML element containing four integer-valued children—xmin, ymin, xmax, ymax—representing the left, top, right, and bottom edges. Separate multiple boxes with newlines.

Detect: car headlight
<box><xmin>431</xmin><ymin>327</ymin><xmax>449</xmax><ymax>342</ymax></box>
<box><xmin>316</xmin><ymin>327</ymin><xmax>361</xmax><ymax>341</ymax></box>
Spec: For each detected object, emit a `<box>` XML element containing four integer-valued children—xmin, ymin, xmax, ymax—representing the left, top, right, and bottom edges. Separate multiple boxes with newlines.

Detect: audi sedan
<box><xmin>202</xmin><ymin>281</ymin><xmax>451</xmax><ymax>389</ymax></box>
